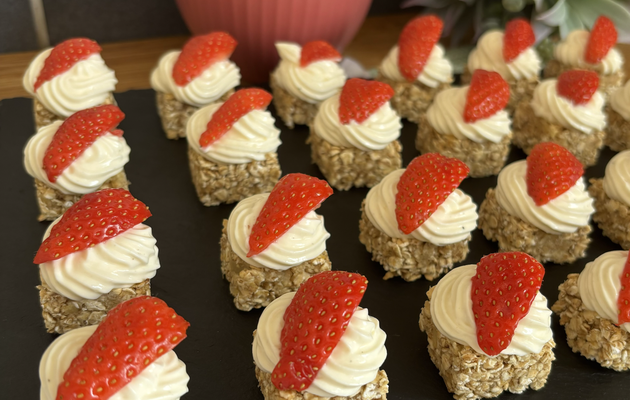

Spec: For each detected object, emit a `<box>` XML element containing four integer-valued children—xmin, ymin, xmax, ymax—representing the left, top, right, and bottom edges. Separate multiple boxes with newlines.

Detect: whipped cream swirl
<box><xmin>186</xmin><ymin>102</ymin><xmax>281</xmax><ymax>164</ymax></box>
<box><xmin>40</xmin><ymin>325</ymin><xmax>189</xmax><ymax>400</ymax></box>
<box><xmin>253</xmin><ymin>292</ymin><xmax>387</xmax><ymax>397</ymax></box>
<box><xmin>364</xmin><ymin>169</ymin><xmax>477</xmax><ymax>245</ymax></box>
<box><xmin>610</xmin><ymin>80</ymin><xmax>630</xmax><ymax>121</ymax></box>
<box><xmin>431</xmin><ymin>264</ymin><xmax>553</xmax><ymax>356</ymax></box>
<box><xmin>23</xmin><ymin>50</ymin><xmax>117</xmax><ymax>118</ymax></box>
<box><xmin>603</xmin><ymin>150</ymin><xmax>630</xmax><ymax>206</ymax></box>
<box><xmin>379</xmin><ymin>45</ymin><xmax>453</xmax><ymax>88</ymax></box>
<box><xmin>227</xmin><ymin>193</ymin><xmax>330</xmax><ymax>270</ymax></box>
<box><xmin>313</xmin><ymin>93</ymin><xmax>401</xmax><ymax>151</ymax></box>
<box><xmin>554</xmin><ymin>30</ymin><xmax>623</xmax><ymax>75</ymax></box>
<box><xmin>24</xmin><ymin>120</ymin><xmax>130</xmax><ymax>195</ymax></box>
<box><xmin>150</xmin><ymin>50</ymin><xmax>240</xmax><ymax>107</ymax></box>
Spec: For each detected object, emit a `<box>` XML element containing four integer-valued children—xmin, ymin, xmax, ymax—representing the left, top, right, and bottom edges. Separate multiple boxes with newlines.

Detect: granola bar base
<box><xmin>34</xmin><ymin>170</ymin><xmax>129</xmax><ymax>222</ymax></box>
<box><xmin>543</xmin><ymin>59</ymin><xmax>625</xmax><ymax>97</ymax></box>
<box><xmin>419</xmin><ymin>286</ymin><xmax>555</xmax><ymax>400</ymax></box>
<box><xmin>552</xmin><ymin>273</ymin><xmax>630</xmax><ymax>371</ymax></box>
<box><xmin>461</xmin><ymin>67</ymin><xmax>538</xmax><ymax>113</ymax></box>
<box><xmin>358</xmin><ymin>201</ymin><xmax>470</xmax><ymax>281</ymax></box>
<box><xmin>270</xmin><ymin>74</ymin><xmax>319</xmax><ymax>129</ymax></box>
<box><xmin>220</xmin><ymin>221</ymin><xmax>332</xmax><ymax>311</ymax></box>
<box><xmin>478</xmin><ymin>188</ymin><xmax>591</xmax><ymax>264</ymax></box>
<box><xmin>604</xmin><ymin>104</ymin><xmax>630</xmax><ymax>152</ymax></box>
<box><xmin>588</xmin><ymin>178</ymin><xmax>630</xmax><ymax>250</ymax></box>
<box><xmin>188</xmin><ymin>147</ymin><xmax>281</xmax><ymax>206</ymax></box>
<box><xmin>33</xmin><ymin>93</ymin><xmax>116</xmax><ymax>130</ymax></box>
<box><xmin>308</xmin><ymin>130</ymin><xmax>402</xmax><ymax>191</ymax></box>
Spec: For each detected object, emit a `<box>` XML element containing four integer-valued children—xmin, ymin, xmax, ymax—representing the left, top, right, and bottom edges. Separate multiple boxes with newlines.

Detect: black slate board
<box><xmin>0</xmin><ymin>90</ymin><xmax>626</xmax><ymax>400</ymax></box>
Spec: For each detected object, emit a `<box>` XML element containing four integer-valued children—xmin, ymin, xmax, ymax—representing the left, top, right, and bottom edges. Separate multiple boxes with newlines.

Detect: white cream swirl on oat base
<box><xmin>24</xmin><ymin>120</ymin><xmax>130</xmax><ymax>195</ymax></box>
<box><xmin>40</xmin><ymin>325</ymin><xmax>189</xmax><ymax>400</ymax></box>
<box><xmin>430</xmin><ymin>264</ymin><xmax>553</xmax><ymax>356</ymax></box>
<box><xmin>253</xmin><ymin>292</ymin><xmax>387</xmax><ymax>397</ymax></box>
<box><xmin>150</xmin><ymin>50</ymin><xmax>240</xmax><ymax>107</ymax></box>
<box><xmin>272</xmin><ymin>42</ymin><xmax>346</xmax><ymax>104</ymax></box>
<box><xmin>186</xmin><ymin>102</ymin><xmax>281</xmax><ymax>164</ymax></box>
<box><xmin>610</xmin><ymin>80</ymin><xmax>630</xmax><ymax>121</ymax></box>
<box><xmin>313</xmin><ymin>93</ymin><xmax>401</xmax><ymax>151</ymax></box>
<box><xmin>426</xmin><ymin>86</ymin><xmax>511</xmax><ymax>144</ymax></box>
<box><xmin>379</xmin><ymin>44</ymin><xmax>452</xmax><ymax>88</ymax></box>
<box><xmin>23</xmin><ymin>50</ymin><xmax>117</xmax><ymax>118</ymax></box>
<box><xmin>554</xmin><ymin>30</ymin><xmax>623</xmax><ymax>75</ymax></box>
<box><xmin>227</xmin><ymin>193</ymin><xmax>330</xmax><ymax>270</ymax></box>
<box><xmin>364</xmin><ymin>169</ymin><xmax>477</xmax><ymax>245</ymax></box>
<box><xmin>603</xmin><ymin>150</ymin><xmax>630</xmax><ymax>206</ymax></box>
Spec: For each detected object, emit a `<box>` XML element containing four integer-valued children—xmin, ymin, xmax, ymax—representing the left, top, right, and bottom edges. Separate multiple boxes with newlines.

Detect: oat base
<box><xmin>543</xmin><ymin>59</ymin><xmax>625</xmax><ymax>97</ymax></box>
<box><xmin>270</xmin><ymin>74</ymin><xmax>320</xmax><ymax>129</ymax></box>
<box><xmin>461</xmin><ymin>67</ymin><xmax>538</xmax><ymax>113</ymax></box>
<box><xmin>588</xmin><ymin>178</ymin><xmax>630</xmax><ymax>250</ymax></box>
<box><xmin>605</xmin><ymin>105</ymin><xmax>630</xmax><ymax>152</ymax></box>
<box><xmin>33</xmin><ymin>93</ymin><xmax>116</xmax><ymax>130</ymax></box>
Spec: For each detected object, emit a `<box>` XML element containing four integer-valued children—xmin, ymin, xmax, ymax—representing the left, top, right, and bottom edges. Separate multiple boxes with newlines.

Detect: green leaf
<box><xmin>567</xmin><ymin>0</ymin><xmax>630</xmax><ymax>43</ymax></box>
<box><xmin>535</xmin><ymin>0</ymin><xmax>567</xmax><ymax>26</ymax></box>
<box><xmin>445</xmin><ymin>45</ymin><xmax>473</xmax><ymax>75</ymax></box>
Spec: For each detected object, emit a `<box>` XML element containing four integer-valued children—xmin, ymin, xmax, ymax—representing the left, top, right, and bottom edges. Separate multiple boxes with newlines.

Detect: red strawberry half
<box><xmin>34</xmin><ymin>189</ymin><xmax>151</xmax><ymax>264</ymax></box>
<box><xmin>338</xmin><ymin>78</ymin><xmax>394</xmax><ymax>125</ymax></box>
<box><xmin>247</xmin><ymin>174</ymin><xmax>333</xmax><ymax>257</ymax></box>
<box><xmin>398</xmin><ymin>15</ymin><xmax>443</xmax><ymax>82</ymax></box>
<box><xmin>585</xmin><ymin>16</ymin><xmax>617</xmax><ymax>64</ymax></box>
<box><xmin>617</xmin><ymin>252</ymin><xmax>630</xmax><ymax>326</ymax></box>
<box><xmin>271</xmin><ymin>271</ymin><xmax>368</xmax><ymax>391</ymax></box>
<box><xmin>395</xmin><ymin>153</ymin><xmax>469</xmax><ymax>234</ymax></box>
<box><xmin>556</xmin><ymin>69</ymin><xmax>599</xmax><ymax>105</ymax></box>
<box><xmin>471</xmin><ymin>252</ymin><xmax>545</xmax><ymax>356</ymax></box>
<box><xmin>463</xmin><ymin>69</ymin><xmax>510</xmax><ymax>123</ymax></box>
<box><xmin>526</xmin><ymin>142</ymin><xmax>583</xmax><ymax>206</ymax></box>
<box><xmin>172</xmin><ymin>32</ymin><xmax>237</xmax><ymax>86</ymax></box>
<box><xmin>300</xmin><ymin>40</ymin><xmax>342</xmax><ymax>67</ymax></box>
<box><xmin>43</xmin><ymin>105</ymin><xmax>125</xmax><ymax>183</ymax></box>
<box><xmin>34</xmin><ymin>38</ymin><xmax>102</xmax><ymax>91</ymax></box>
<box><xmin>503</xmin><ymin>18</ymin><xmax>536</xmax><ymax>63</ymax></box>
<box><xmin>199</xmin><ymin>88</ymin><xmax>272</xmax><ymax>148</ymax></box>
<box><xmin>56</xmin><ymin>296</ymin><xmax>189</xmax><ymax>400</ymax></box>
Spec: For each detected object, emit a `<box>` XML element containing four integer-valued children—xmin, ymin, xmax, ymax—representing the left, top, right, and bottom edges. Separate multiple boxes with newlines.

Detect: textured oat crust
<box><xmin>552</xmin><ymin>274</ymin><xmax>630</xmax><ymax>371</ymax></box>
<box><xmin>188</xmin><ymin>147</ymin><xmax>281</xmax><ymax>206</ymax></box>
<box><xmin>543</xmin><ymin>59</ymin><xmax>625</xmax><ymax>97</ymax></box>
<box><xmin>415</xmin><ymin>113</ymin><xmax>511</xmax><ymax>178</ymax></box>
<box><xmin>375</xmin><ymin>73</ymin><xmax>450</xmax><ymax>123</ymax></box>
<box><xmin>308</xmin><ymin>131</ymin><xmax>402</xmax><ymax>191</ymax></box>
<box><xmin>478</xmin><ymin>188</ymin><xmax>591</xmax><ymax>264</ymax></box>
<box><xmin>358</xmin><ymin>201</ymin><xmax>470</xmax><ymax>282</ymax></box>
<box><xmin>270</xmin><ymin>74</ymin><xmax>320</xmax><ymax>129</ymax></box>
<box><xmin>33</xmin><ymin>93</ymin><xmax>116</xmax><ymax>130</ymax></box>
<box><xmin>34</xmin><ymin>171</ymin><xmax>129</xmax><ymax>222</ymax></box>
<box><xmin>419</xmin><ymin>286</ymin><xmax>555</xmax><ymax>400</ymax></box>
<box><xmin>38</xmin><ymin>275</ymin><xmax>150</xmax><ymax>334</ymax></box>
<box><xmin>588</xmin><ymin>178</ymin><xmax>630</xmax><ymax>250</ymax></box>
<box><xmin>461</xmin><ymin>67</ymin><xmax>538</xmax><ymax>113</ymax></box>
<box><xmin>512</xmin><ymin>99</ymin><xmax>604</xmax><ymax>167</ymax></box>
<box><xmin>605</xmin><ymin>105</ymin><xmax>630</xmax><ymax>151</ymax></box>
<box><xmin>220</xmin><ymin>221</ymin><xmax>332</xmax><ymax>311</ymax></box>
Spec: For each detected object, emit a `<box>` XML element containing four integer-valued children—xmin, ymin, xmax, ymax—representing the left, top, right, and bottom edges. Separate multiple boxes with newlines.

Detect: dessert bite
<box><xmin>419</xmin><ymin>252</ymin><xmax>555</xmax><ymax>400</ymax></box>
<box><xmin>479</xmin><ymin>142</ymin><xmax>594</xmax><ymax>264</ymax></box>
<box><xmin>359</xmin><ymin>153</ymin><xmax>477</xmax><ymax>282</ymax></box>
<box><xmin>151</xmin><ymin>32</ymin><xmax>241</xmax><ymax>139</ymax></box>
<box><xmin>553</xmin><ymin>250</ymin><xmax>630</xmax><ymax>371</ymax></box>
<box><xmin>270</xmin><ymin>40</ymin><xmax>346</xmax><ymax>128</ymax></box>
<box><xmin>588</xmin><ymin>150</ymin><xmax>630</xmax><ymax>249</ymax></box>
<box><xmin>186</xmin><ymin>88</ymin><xmax>282</xmax><ymax>206</ymax></box>
<box><xmin>512</xmin><ymin>69</ymin><xmax>606</xmax><ymax>167</ymax></box>
<box><xmin>544</xmin><ymin>16</ymin><xmax>624</xmax><ymax>96</ymax></box>
<box><xmin>416</xmin><ymin>69</ymin><xmax>512</xmax><ymax>178</ymax></box>
<box><xmin>34</xmin><ymin>189</ymin><xmax>159</xmax><ymax>334</ymax></box>
<box><xmin>605</xmin><ymin>80</ymin><xmax>630</xmax><ymax>151</ymax></box>
<box><xmin>40</xmin><ymin>296</ymin><xmax>189</xmax><ymax>399</ymax></box>
<box><xmin>309</xmin><ymin>78</ymin><xmax>402</xmax><ymax>191</ymax></box>
<box><xmin>23</xmin><ymin>38</ymin><xmax>117</xmax><ymax>130</ymax></box>
<box><xmin>253</xmin><ymin>271</ymin><xmax>388</xmax><ymax>400</ymax></box>
<box><xmin>23</xmin><ymin>105</ymin><xmax>130</xmax><ymax>221</ymax></box>
<box><xmin>221</xmin><ymin>173</ymin><xmax>333</xmax><ymax>311</ymax></box>
<box><xmin>376</xmin><ymin>15</ymin><xmax>453</xmax><ymax>123</ymax></box>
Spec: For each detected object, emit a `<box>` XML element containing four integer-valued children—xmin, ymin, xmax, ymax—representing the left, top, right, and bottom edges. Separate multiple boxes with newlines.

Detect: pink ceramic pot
<box><xmin>175</xmin><ymin>0</ymin><xmax>373</xmax><ymax>83</ymax></box>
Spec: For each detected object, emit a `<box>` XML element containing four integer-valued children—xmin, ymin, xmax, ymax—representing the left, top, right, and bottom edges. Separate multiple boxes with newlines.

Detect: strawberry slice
<box><xmin>617</xmin><ymin>252</ymin><xmax>630</xmax><ymax>326</ymax></box>
<box><xmin>463</xmin><ymin>69</ymin><xmax>510</xmax><ymax>123</ymax></box>
<box><xmin>56</xmin><ymin>296</ymin><xmax>189</xmax><ymax>400</ymax></box>
<box><xmin>398</xmin><ymin>15</ymin><xmax>443</xmax><ymax>82</ymax></box>
<box><xmin>199</xmin><ymin>88</ymin><xmax>272</xmax><ymax>148</ymax></box>
<box><xmin>247</xmin><ymin>173</ymin><xmax>333</xmax><ymax>257</ymax></box>
<box><xmin>585</xmin><ymin>16</ymin><xmax>617</xmax><ymax>64</ymax></box>
<box><xmin>33</xmin><ymin>189</ymin><xmax>151</xmax><ymax>264</ymax></box>
<box><xmin>271</xmin><ymin>271</ymin><xmax>368</xmax><ymax>391</ymax></box>
<box><xmin>172</xmin><ymin>32</ymin><xmax>237</xmax><ymax>86</ymax></box>
<box><xmin>526</xmin><ymin>142</ymin><xmax>583</xmax><ymax>206</ymax></box>
<box><xmin>471</xmin><ymin>252</ymin><xmax>545</xmax><ymax>356</ymax></box>
<box><xmin>43</xmin><ymin>105</ymin><xmax>125</xmax><ymax>183</ymax></box>
<box><xmin>300</xmin><ymin>40</ymin><xmax>342</xmax><ymax>67</ymax></box>
<box><xmin>34</xmin><ymin>38</ymin><xmax>102</xmax><ymax>91</ymax></box>
<box><xmin>395</xmin><ymin>153</ymin><xmax>469</xmax><ymax>234</ymax></box>
<box><xmin>338</xmin><ymin>78</ymin><xmax>394</xmax><ymax>125</ymax></box>
<box><xmin>556</xmin><ymin>69</ymin><xmax>599</xmax><ymax>105</ymax></box>
<box><xmin>503</xmin><ymin>18</ymin><xmax>536</xmax><ymax>63</ymax></box>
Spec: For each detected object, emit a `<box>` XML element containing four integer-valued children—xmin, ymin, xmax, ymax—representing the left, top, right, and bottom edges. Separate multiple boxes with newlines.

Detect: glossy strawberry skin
<box><xmin>526</xmin><ymin>142</ymin><xmax>583</xmax><ymax>206</ymax></box>
<box><xmin>463</xmin><ymin>69</ymin><xmax>510</xmax><ymax>123</ymax></box>
<box><xmin>300</xmin><ymin>40</ymin><xmax>342</xmax><ymax>67</ymax></box>
<box><xmin>556</xmin><ymin>69</ymin><xmax>599</xmax><ymax>105</ymax></box>
<box><xmin>617</xmin><ymin>253</ymin><xmax>630</xmax><ymax>325</ymax></box>
<box><xmin>34</xmin><ymin>38</ymin><xmax>102</xmax><ymax>91</ymax></box>
<box><xmin>398</xmin><ymin>15</ymin><xmax>443</xmax><ymax>82</ymax></box>
<box><xmin>585</xmin><ymin>16</ymin><xmax>617</xmax><ymax>64</ymax></box>
<box><xmin>338</xmin><ymin>78</ymin><xmax>394</xmax><ymax>125</ymax></box>
<box><xmin>503</xmin><ymin>18</ymin><xmax>536</xmax><ymax>63</ymax></box>
<box><xmin>172</xmin><ymin>32</ymin><xmax>237</xmax><ymax>86</ymax></box>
